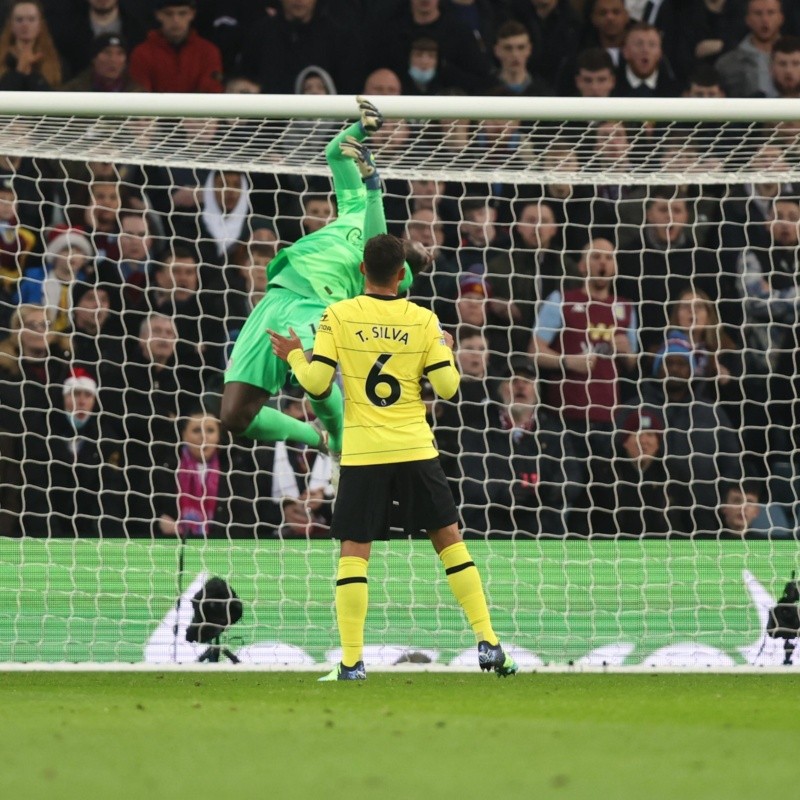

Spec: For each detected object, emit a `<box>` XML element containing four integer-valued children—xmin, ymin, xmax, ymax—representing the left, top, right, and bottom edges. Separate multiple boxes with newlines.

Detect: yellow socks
<box><xmin>440</xmin><ymin>542</ymin><xmax>499</xmax><ymax>646</ymax></box>
<box><xmin>335</xmin><ymin>556</ymin><xmax>369</xmax><ymax>667</ymax></box>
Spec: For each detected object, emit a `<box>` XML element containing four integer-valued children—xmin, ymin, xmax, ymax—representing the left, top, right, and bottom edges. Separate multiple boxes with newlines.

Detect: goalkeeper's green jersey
<box><xmin>266</xmin><ymin>120</ymin><xmax>411</xmax><ymax>305</ymax></box>
<box><xmin>267</xmin><ymin>212</ymin><xmax>367</xmax><ymax>304</ymax></box>
<box><xmin>267</xmin><ymin>211</ymin><xmax>413</xmax><ymax>304</ymax></box>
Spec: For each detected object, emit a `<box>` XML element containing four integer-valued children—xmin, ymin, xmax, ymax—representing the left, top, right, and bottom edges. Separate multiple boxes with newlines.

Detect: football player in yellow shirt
<box><xmin>270</xmin><ymin>233</ymin><xmax>517</xmax><ymax>681</ymax></box>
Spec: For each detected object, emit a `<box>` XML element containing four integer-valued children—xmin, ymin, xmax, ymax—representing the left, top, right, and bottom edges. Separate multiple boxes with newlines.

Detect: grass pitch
<box><xmin>1</xmin><ymin>672</ymin><xmax>796</xmax><ymax>800</ymax></box>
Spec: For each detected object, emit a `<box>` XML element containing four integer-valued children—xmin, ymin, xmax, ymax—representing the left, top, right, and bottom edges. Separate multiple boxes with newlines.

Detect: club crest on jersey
<box><xmin>613</xmin><ymin>303</ymin><xmax>626</xmax><ymax>320</ymax></box>
<box><xmin>346</xmin><ymin>227</ymin><xmax>363</xmax><ymax>246</ymax></box>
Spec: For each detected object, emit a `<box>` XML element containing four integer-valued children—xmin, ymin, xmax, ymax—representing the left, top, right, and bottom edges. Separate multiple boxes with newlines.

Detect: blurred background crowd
<box><xmin>0</xmin><ymin>0</ymin><xmax>799</xmax><ymax>540</ymax></box>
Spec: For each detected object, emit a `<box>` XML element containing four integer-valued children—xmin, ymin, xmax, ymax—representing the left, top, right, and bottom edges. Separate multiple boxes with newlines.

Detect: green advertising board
<box><xmin>1</xmin><ymin>538</ymin><xmax>798</xmax><ymax>667</ymax></box>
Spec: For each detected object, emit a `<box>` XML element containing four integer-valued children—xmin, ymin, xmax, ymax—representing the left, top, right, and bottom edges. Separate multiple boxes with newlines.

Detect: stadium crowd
<box><xmin>0</xmin><ymin>0</ymin><xmax>799</xmax><ymax>539</ymax></box>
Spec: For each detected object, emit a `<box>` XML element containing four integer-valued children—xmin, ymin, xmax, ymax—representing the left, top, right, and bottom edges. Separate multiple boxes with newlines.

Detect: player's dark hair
<box><xmin>363</xmin><ymin>233</ymin><xmax>405</xmax><ymax>286</ymax></box>
<box><xmin>575</xmin><ymin>47</ymin><xmax>615</xmax><ymax>74</ymax></box>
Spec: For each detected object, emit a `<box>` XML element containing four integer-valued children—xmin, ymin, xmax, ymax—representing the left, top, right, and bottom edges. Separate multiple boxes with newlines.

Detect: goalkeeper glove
<box><xmin>340</xmin><ymin>135</ymin><xmax>381</xmax><ymax>190</ymax></box>
<box><xmin>356</xmin><ymin>95</ymin><xmax>383</xmax><ymax>134</ymax></box>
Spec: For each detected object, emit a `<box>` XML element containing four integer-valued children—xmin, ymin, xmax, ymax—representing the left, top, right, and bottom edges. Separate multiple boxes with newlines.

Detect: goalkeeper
<box><xmin>220</xmin><ymin>97</ymin><xmax>427</xmax><ymax>459</ymax></box>
<box><xmin>269</xmin><ymin>234</ymin><xmax>518</xmax><ymax>681</ymax></box>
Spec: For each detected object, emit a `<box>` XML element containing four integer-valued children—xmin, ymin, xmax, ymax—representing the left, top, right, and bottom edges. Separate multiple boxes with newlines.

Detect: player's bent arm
<box><xmin>426</xmin><ymin>361</ymin><xmax>461</xmax><ymax>400</ymax></box>
<box><xmin>286</xmin><ymin>349</ymin><xmax>336</xmax><ymax>397</ymax></box>
<box><xmin>423</xmin><ymin>324</ymin><xmax>460</xmax><ymax>399</ymax></box>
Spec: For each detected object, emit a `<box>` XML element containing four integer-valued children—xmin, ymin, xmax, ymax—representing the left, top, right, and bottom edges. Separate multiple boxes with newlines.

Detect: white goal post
<box><xmin>1</xmin><ymin>92</ymin><xmax>800</xmax><ymax>670</ymax></box>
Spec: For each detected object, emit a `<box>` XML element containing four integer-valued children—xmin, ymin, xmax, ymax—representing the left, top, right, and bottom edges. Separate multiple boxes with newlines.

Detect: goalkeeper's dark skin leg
<box><xmin>220</xmin><ymin>381</ymin><xmax>269</xmax><ymax>436</ymax></box>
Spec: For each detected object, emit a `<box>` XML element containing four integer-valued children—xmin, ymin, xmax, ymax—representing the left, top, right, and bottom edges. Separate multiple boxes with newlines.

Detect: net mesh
<box><xmin>1</xmin><ymin>101</ymin><xmax>800</xmax><ymax>668</ymax></box>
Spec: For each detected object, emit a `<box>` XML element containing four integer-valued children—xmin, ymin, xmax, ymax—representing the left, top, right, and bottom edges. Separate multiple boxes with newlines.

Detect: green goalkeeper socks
<box><xmin>243</xmin><ymin>404</ymin><xmax>321</xmax><ymax>447</ymax></box>
<box><xmin>308</xmin><ymin>383</ymin><xmax>344</xmax><ymax>454</ymax></box>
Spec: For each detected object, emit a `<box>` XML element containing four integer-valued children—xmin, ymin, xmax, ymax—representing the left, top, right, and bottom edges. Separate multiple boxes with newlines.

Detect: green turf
<box><xmin>1</xmin><ymin>673</ymin><xmax>796</xmax><ymax>800</ymax></box>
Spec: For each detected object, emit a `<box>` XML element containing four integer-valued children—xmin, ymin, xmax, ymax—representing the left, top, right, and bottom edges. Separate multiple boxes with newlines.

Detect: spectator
<box><xmin>583</xmin><ymin>0</ymin><xmax>630</xmax><ymax>66</ymax></box>
<box><xmin>718</xmin><ymin>482</ymin><xmax>763</xmax><ymax>536</ymax></box>
<box><xmin>716</xmin><ymin>0</ymin><xmax>784</xmax><ymax>97</ymax></box>
<box><xmin>506</xmin><ymin>0</ymin><xmax>581</xmax><ymax>89</ymax></box>
<box><xmin>271</xmin><ymin>388</ymin><xmax>334</xmax><ymax>539</ymax></box>
<box><xmin>529</xmin><ymin>238</ymin><xmax>638</xmax><ymax>519</ymax></box>
<box><xmin>369</xmin><ymin>0</ymin><xmax>494</xmax><ymax>94</ymax></box>
<box><xmin>225</xmin><ymin>74</ymin><xmax>260</xmax><ymax>94</ymax></box>
<box><xmin>635</xmin><ymin>0</ymin><xmax>693</xmax><ymax>85</ymax></box>
<box><xmin>437</xmin><ymin>325</ymin><xmax>497</xmax><ymax>434</ymax></box>
<box><xmin>769</xmin><ymin>35</ymin><xmax>800</xmax><ymax>98</ymax></box>
<box><xmin>491</xmin><ymin>20</ymin><xmax>552</xmax><ymax>96</ymax></box>
<box><xmin>242</xmin><ymin>0</ymin><xmax>364</xmax><ymax>95</ymax></box>
<box><xmin>737</xmin><ymin>196</ymin><xmax>800</xmax><ymax>459</ymax></box>
<box><xmin>194</xmin><ymin>0</ymin><xmax>265</xmax><ymax>78</ymax></box>
<box><xmin>616</xmin><ymin>22</ymin><xmax>680</xmax><ymax>96</ymax></box>
<box><xmin>405</xmin><ymin>208</ymin><xmax>459</xmax><ymax>323</ymax></box>
<box><xmin>456</xmin><ymin>197</ymin><xmax>503</xmax><ymax>270</ymax></box>
<box><xmin>363</xmin><ymin>67</ymin><xmax>402</xmax><ymax>95</ymax></box>
<box><xmin>136</xmin><ymin>243</ymin><xmax>225</xmax><ymax>372</ymax></box>
<box><xmin>683</xmin><ymin>62</ymin><xmax>726</xmax><ymax>97</ymax></box>
<box><xmin>689</xmin><ymin>0</ymin><xmax>750</xmax><ymax>65</ymax></box>
<box><xmin>62</xmin><ymin>33</ymin><xmax>141</xmax><ymax>92</ymax></box>
<box><xmin>0</xmin><ymin>172</ymin><xmax>37</xmax><ymax>329</ymax></box>
<box><xmin>487</xmin><ymin>200</ymin><xmax>572</xmax><ymax>355</ymax></box>
<box><xmin>664</xmin><ymin>288</ymin><xmax>741</xmax><ymax>415</ymax></box>
<box><xmin>19</xmin><ymin>226</ymin><xmax>95</xmax><ymax>334</ymax></box>
<box><xmin>445</xmin><ymin>0</ymin><xmax>497</xmax><ymax>55</ymax></box>
<box><xmin>68</xmin><ymin>178</ymin><xmax>121</xmax><ymax>262</ymax></box>
<box><xmin>0</xmin><ymin>303</ymin><xmax>70</xmax><ymax>414</ymax></box>
<box><xmin>54</xmin><ymin>0</ymin><xmax>148</xmax><ymax>78</ymax></box>
<box><xmin>154</xmin><ymin>408</ymin><xmax>282</xmax><ymax>539</ymax></box>
<box><xmin>298</xmin><ymin>193</ymin><xmax>333</xmax><ymax>238</ymax></box>
<box><xmin>616</xmin><ymin>188</ymin><xmax>717</xmax><ymax>352</ymax></box>
<box><xmin>20</xmin><ymin>367</ymin><xmax>124</xmax><ymax>537</ymax></box>
<box><xmin>69</xmin><ymin>282</ymin><xmax>124</xmax><ymax>390</ymax></box>
<box><xmin>0</xmin><ymin>0</ymin><xmax>62</xmax><ymax>90</ymax></box>
<box><xmin>639</xmin><ymin>331</ymin><xmax>742</xmax><ymax>535</ymax></box>
<box><xmin>129</xmin><ymin>0</ymin><xmax>223</xmax><ymax>93</ymax></box>
<box><xmin>459</xmin><ymin>357</ymin><xmax>575</xmax><ymax>538</ymax></box>
<box><xmin>454</xmin><ymin>269</ymin><xmax>490</xmax><ymax>328</ymax></box>
<box><xmin>402</xmin><ymin>36</ymin><xmax>457</xmax><ymax>96</ymax></box>
<box><xmin>294</xmin><ymin>64</ymin><xmax>337</xmax><ymax>95</ymax></box>
<box><xmin>737</xmin><ymin>196</ymin><xmax>800</xmax><ymax>376</ymax></box>
<box><xmin>104</xmin><ymin>311</ymin><xmax>204</xmax><ymax>536</ymax></box>
<box><xmin>586</xmin><ymin>406</ymin><xmax>671</xmax><ymax>537</ymax></box>
<box><xmin>195</xmin><ymin>169</ymin><xmax>253</xmax><ymax>266</ymax></box>
<box><xmin>584</xmin><ymin>120</ymin><xmax>650</xmax><ymax>249</ymax></box>
<box><xmin>573</xmin><ymin>47</ymin><xmax>617</xmax><ymax>96</ymax></box>
<box><xmin>97</xmin><ymin>209</ymin><xmax>157</xmax><ymax>314</ymax></box>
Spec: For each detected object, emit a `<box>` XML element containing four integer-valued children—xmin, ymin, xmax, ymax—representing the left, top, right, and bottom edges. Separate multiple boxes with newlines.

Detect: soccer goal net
<box><xmin>1</xmin><ymin>93</ymin><xmax>800</xmax><ymax>670</ymax></box>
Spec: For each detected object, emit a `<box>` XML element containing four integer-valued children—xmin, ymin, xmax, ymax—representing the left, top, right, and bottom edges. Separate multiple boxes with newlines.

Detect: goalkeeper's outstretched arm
<box><xmin>324</xmin><ymin>96</ymin><xmax>384</xmax><ymax>202</ymax></box>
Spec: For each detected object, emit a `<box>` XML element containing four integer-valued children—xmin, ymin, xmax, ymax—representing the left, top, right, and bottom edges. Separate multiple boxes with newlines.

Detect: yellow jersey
<box><xmin>287</xmin><ymin>294</ymin><xmax>460</xmax><ymax>466</ymax></box>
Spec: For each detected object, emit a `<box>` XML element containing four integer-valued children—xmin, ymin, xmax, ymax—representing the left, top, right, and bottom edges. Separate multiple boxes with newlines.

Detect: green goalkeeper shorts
<box><xmin>224</xmin><ymin>288</ymin><xmax>327</xmax><ymax>395</ymax></box>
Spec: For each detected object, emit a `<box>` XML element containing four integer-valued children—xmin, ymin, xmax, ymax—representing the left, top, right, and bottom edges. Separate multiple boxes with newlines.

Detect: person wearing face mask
<box><xmin>20</xmin><ymin>367</ymin><xmax>124</xmax><ymax>537</ymax></box>
<box><xmin>402</xmin><ymin>37</ymin><xmax>448</xmax><ymax>95</ymax></box>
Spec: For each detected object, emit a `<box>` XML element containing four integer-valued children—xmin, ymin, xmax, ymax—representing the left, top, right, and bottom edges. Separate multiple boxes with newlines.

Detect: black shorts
<box><xmin>330</xmin><ymin>457</ymin><xmax>459</xmax><ymax>542</ymax></box>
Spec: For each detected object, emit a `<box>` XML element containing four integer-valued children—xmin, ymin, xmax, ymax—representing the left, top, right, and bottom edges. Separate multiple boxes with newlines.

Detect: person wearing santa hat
<box><xmin>20</xmin><ymin>366</ymin><xmax>124</xmax><ymax>537</ymax></box>
<box><xmin>18</xmin><ymin>225</ymin><xmax>95</xmax><ymax>333</ymax></box>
